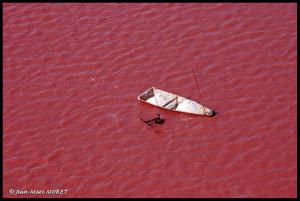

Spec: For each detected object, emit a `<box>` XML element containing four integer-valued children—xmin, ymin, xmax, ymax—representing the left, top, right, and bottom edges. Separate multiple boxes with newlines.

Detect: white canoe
<box><xmin>137</xmin><ymin>87</ymin><xmax>215</xmax><ymax>116</ymax></box>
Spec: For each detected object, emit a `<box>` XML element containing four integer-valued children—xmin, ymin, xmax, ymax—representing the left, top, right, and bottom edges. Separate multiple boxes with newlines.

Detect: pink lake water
<box><xmin>3</xmin><ymin>3</ymin><xmax>297</xmax><ymax>198</ymax></box>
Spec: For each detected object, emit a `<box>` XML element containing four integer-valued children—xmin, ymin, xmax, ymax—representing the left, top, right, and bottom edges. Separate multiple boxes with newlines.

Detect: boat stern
<box><xmin>137</xmin><ymin>87</ymin><xmax>155</xmax><ymax>101</ymax></box>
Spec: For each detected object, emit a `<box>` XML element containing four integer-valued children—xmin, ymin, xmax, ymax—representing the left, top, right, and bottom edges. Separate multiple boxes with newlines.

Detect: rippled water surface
<box><xmin>3</xmin><ymin>3</ymin><xmax>297</xmax><ymax>198</ymax></box>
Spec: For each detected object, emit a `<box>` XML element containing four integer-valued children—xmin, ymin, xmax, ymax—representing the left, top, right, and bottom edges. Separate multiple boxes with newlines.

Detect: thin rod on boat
<box><xmin>191</xmin><ymin>67</ymin><xmax>207</xmax><ymax>114</ymax></box>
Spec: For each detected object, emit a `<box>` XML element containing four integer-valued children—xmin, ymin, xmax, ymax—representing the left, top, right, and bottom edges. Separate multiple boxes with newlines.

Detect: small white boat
<box><xmin>137</xmin><ymin>87</ymin><xmax>215</xmax><ymax>116</ymax></box>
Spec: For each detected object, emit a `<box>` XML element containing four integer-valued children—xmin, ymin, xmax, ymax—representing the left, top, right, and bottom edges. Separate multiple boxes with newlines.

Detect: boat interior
<box><xmin>138</xmin><ymin>87</ymin><xmax>184</xmax><ymax>110</ymax></box>
<box><xmin>138</xmin><ymin>87</ymin><xmax>214</xmax><ymax>116</ymax></box>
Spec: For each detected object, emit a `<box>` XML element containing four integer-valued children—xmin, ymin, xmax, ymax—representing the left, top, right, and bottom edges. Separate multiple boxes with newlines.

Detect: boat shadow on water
<box><xmin>140</xmin><ymin>114</ymin><xmax>165</xmax><ymax>127</ymax></box>
<box><xmin>139</xmin><ymin>109</ymin><xmax>216</xmax><ymax>129</ymax></box>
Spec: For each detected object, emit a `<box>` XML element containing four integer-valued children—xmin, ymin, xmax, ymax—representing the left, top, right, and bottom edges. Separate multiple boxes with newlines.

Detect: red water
<box><xmin>3</xmin><ymin>3</ymin><xmax>297</xmax><ymax>198</ymax></box>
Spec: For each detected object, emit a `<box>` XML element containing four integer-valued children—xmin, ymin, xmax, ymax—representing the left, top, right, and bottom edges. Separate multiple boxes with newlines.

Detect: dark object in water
<box><xmin>141</xmin><ymin>114</ymin><xmax>165</xmax><ymax>126</ymax></box>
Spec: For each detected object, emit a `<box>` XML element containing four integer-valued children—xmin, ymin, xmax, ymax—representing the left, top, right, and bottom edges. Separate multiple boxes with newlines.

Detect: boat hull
<box><xmin>137</xmin><ymin>87</ymin><xmax>214</xmax><ymax>116</ymax></box>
